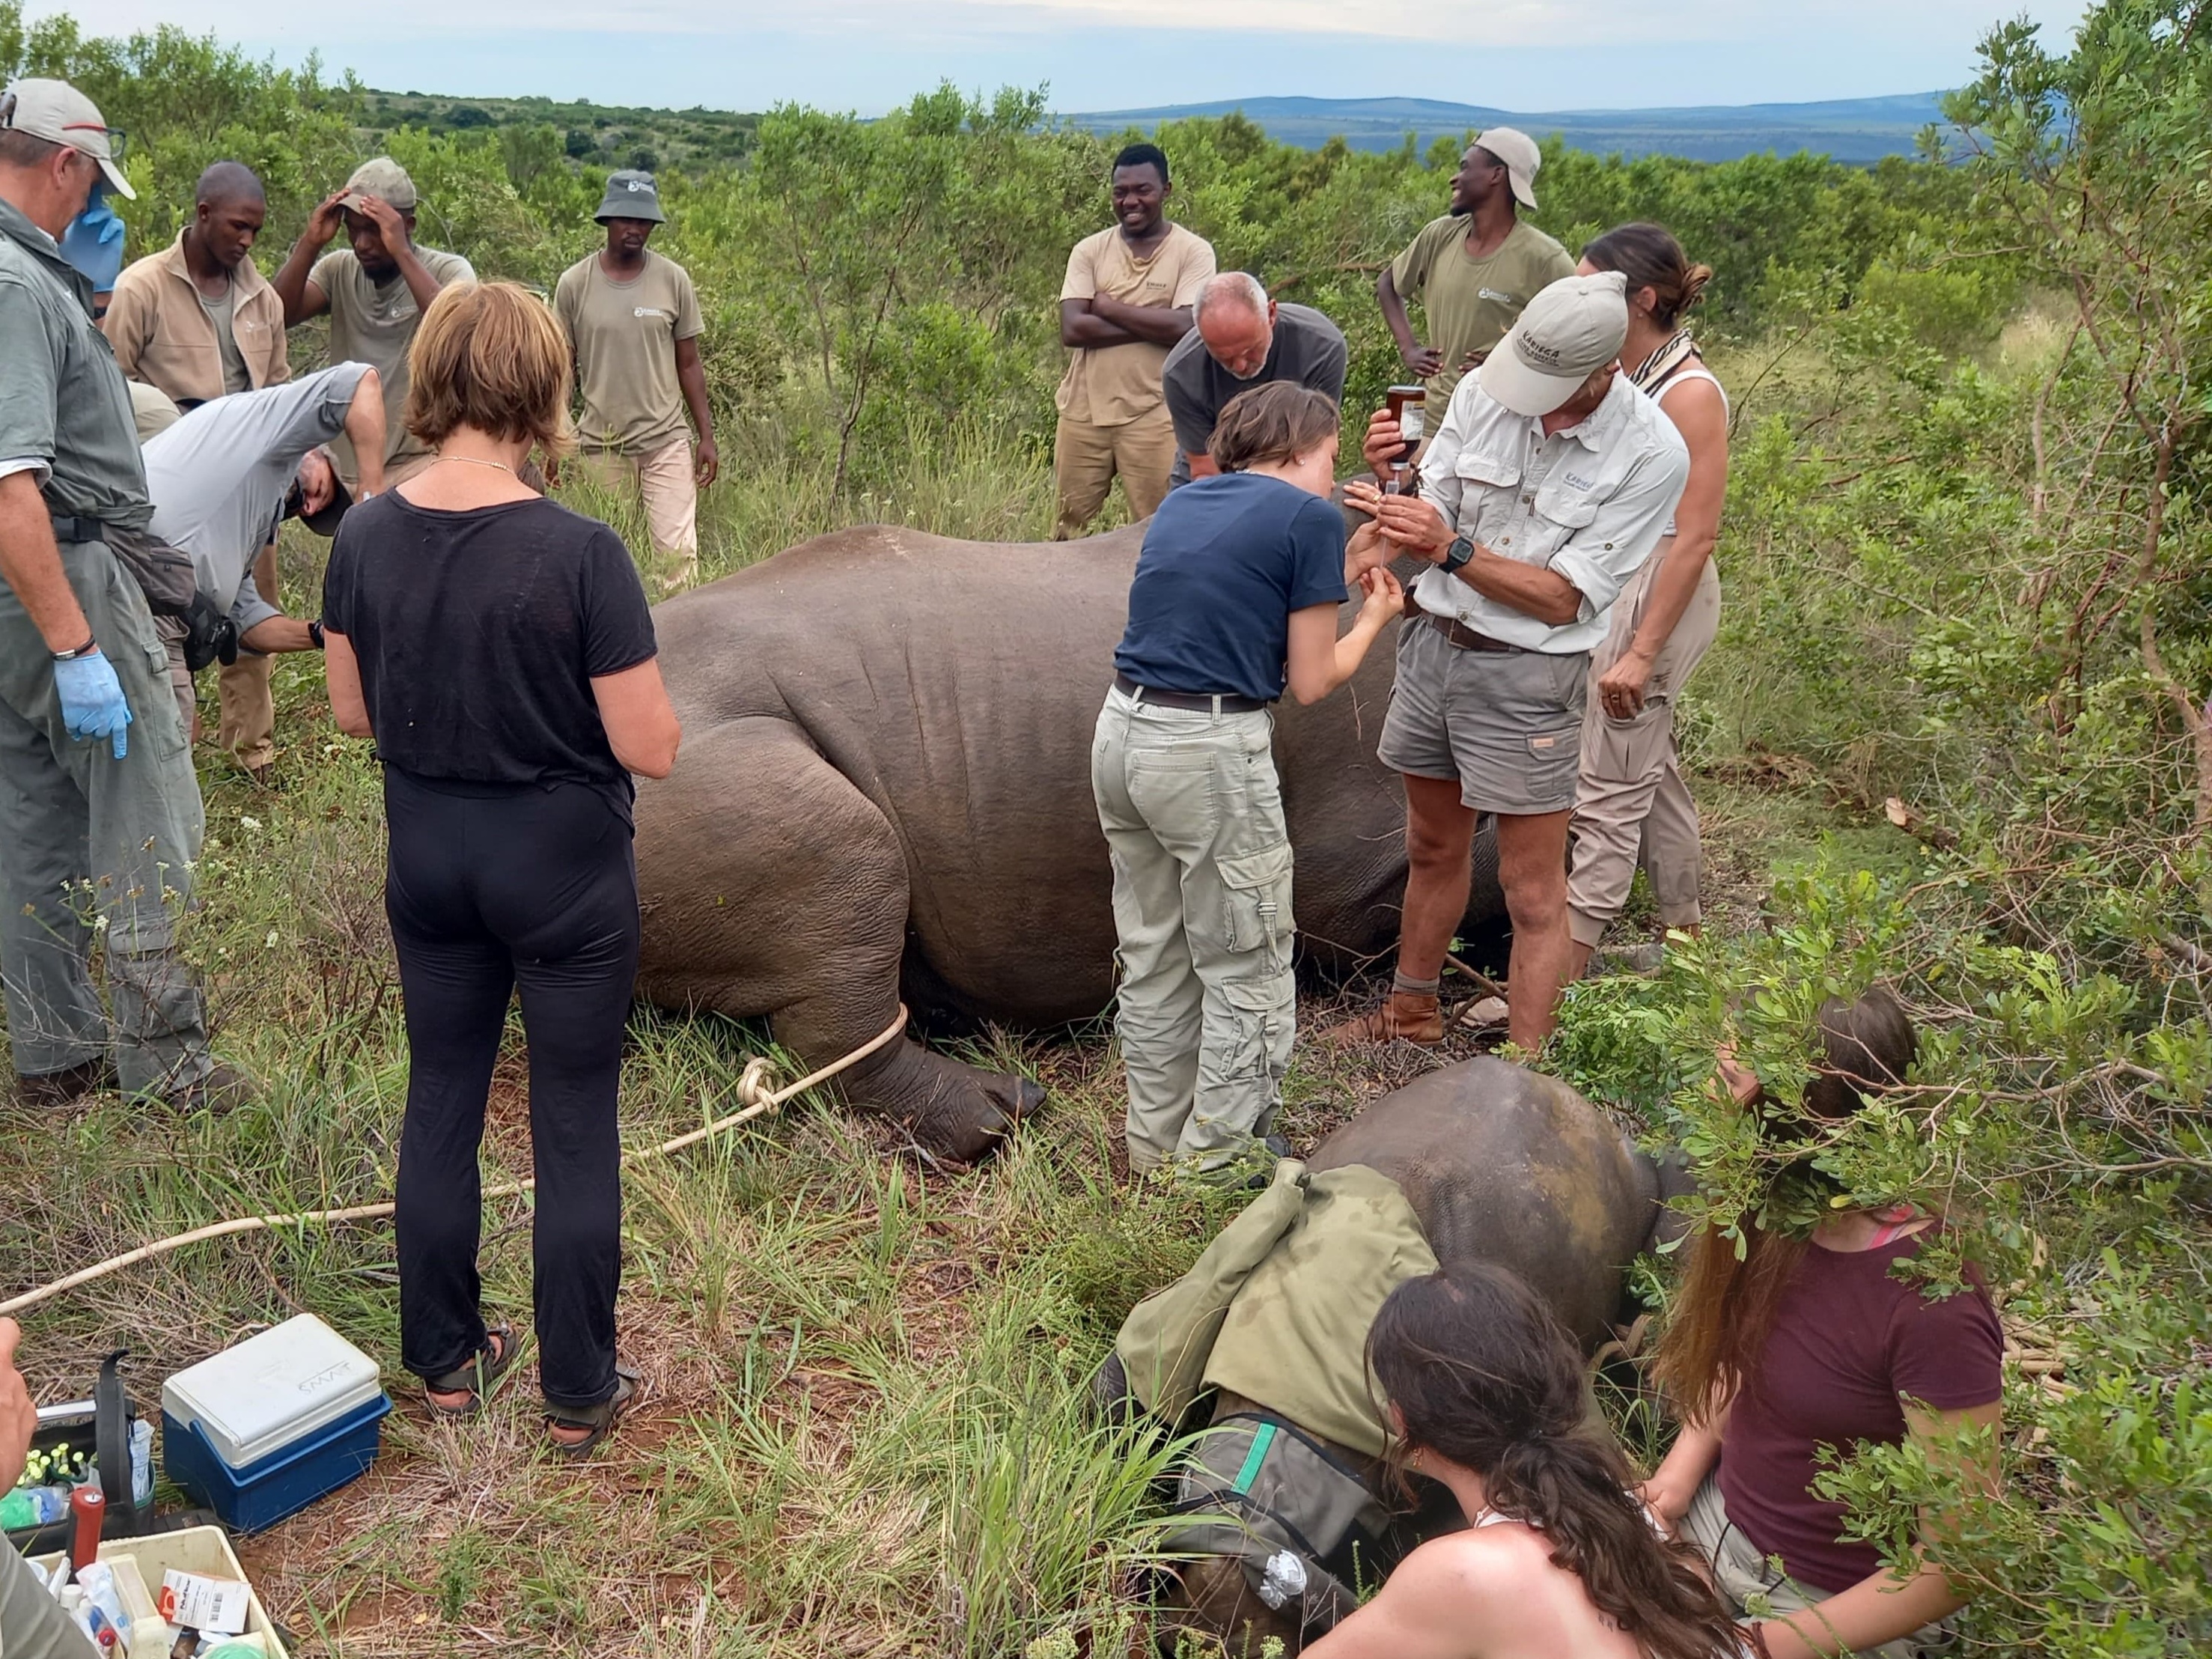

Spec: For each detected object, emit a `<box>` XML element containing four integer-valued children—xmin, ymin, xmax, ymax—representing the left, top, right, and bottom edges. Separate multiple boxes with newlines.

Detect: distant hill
<box><xmin>1062</xmin><ymin>94</ymin><xmax>1950</xmax><ymax>163</ymax></box>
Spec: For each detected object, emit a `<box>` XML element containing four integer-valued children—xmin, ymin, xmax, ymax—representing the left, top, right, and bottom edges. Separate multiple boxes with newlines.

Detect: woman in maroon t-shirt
<box><xmin>1643</xmin><ymin>990</ymin><xmax>2003</xmax><ymax>1659</ymax></box>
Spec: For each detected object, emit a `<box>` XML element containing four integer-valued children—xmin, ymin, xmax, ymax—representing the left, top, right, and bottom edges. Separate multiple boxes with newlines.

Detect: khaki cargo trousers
<box><xmin>1567</xmin><ymin>546</ymin><xmax>1722</xmax><ymax>951</ymax></box>
<box><xmin>582</xmin><ymin>440</ymin><xmax>698</xmax><ymax>592</ymax></box>
<box><xmin>1053</xmin><ymin>405</ymin><xmax>1174</xmax><ymax>541</ymax></box>
<box><xmin>1091</xmin><ymin>687</ymin><xmax>1297</xmax><ymax>1173</ymax></box>
<box><xmin>0</xmin><ymin>537</ymin><xmax>211</xmax><ymax>1095</ymax></box>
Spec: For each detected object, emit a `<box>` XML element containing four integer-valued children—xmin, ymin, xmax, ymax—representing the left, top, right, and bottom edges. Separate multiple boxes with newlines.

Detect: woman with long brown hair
<box><xmin>1306</xmin><ymin>1264</ymin><xmax>1743</xmax><ymax>1659</ymax></box>
<box><xmin>1567</xmin><ymin>222</ymin><xmax>1728</xmax><ymax>977</ymax></box>
<box><xmin>1645</xmin><ymin>990</ymin><xmax>2002</xmax><ymax>1658</ymax></box>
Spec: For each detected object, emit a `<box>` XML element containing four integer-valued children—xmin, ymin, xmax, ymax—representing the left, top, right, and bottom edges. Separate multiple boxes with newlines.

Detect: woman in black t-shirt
<box><xmin>322</xmin><ymin>281</ymin><xmax>680</xmax><ymax>1456</ymax></box>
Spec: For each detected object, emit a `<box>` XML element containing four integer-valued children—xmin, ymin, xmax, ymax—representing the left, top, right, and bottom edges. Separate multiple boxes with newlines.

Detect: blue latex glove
<box><xmin>53</xmin><ymin>652</ymin><xmax>132</xmax><ymax>759</ymax></box>
<box><xmin>60</xmin><ymin>189</ymin><xmax>125</xmax><ymax>297</ymax></box>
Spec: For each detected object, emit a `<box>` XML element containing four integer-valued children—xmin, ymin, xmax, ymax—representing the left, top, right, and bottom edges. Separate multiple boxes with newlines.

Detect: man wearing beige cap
<box><xmin>1333</xmin><ymin>271</ymin><xmax>1689</xmax><ymax>1051</ymax></box>
<box><xmin>0</xmin><ymin>78</ymin><xmax>249</xmax><ymax>1115</ymax></box>
<box><xmin>273</xmin><ymin>156</ymin><xmax>474</xmax><ymax>490</ymax></box>
<box><xmin>1377</xmin><ymin>129</ymin><xmax>1576</xmax><ymax>406</ymax></box>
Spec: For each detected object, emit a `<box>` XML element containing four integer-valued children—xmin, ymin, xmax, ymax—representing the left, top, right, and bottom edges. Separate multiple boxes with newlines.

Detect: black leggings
<box><xmin>384</xmin><ymin>768</ymin><xmax>639</xmax><ymax>1410</ymax></box>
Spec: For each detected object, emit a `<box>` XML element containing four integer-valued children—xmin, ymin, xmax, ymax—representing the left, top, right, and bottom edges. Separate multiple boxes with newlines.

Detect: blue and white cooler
<box><xmin>162</xmin><ymin>1315</ymin><xmax>392</xmax><ymax>1533</ymax></box>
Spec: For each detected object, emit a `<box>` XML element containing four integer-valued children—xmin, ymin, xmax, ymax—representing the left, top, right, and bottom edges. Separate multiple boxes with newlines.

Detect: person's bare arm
<box><xmin>1305</xmin><ymin>1538</ymin><xmax>1507</xmax><ymax>1659</ymax></box>
<box><xmin>1184</xmin><ymin>451</ymin><xmax>1221</xmax><ymax>479</ymax></box>
<box><xmin>1059</xmin><ymin>296</ymin><xmax>1142</xmax><ymax>348</ymax></box>
<box><xmin>1357</xmin><ymin>492</ymin><xmax>1582</xmax><ymax>626</ymax></box>
<box><xmin>592</xmin><ymin>658</ymin><xmax>681</xmax><ymax>779</ymax></box>
<box><xmin>272</xmin><ymin>190</ymin><xmax>346</xmax><ymax>326</ymax></box>
<box><xmin>1088</xmin><ymin>292</ymin><xmax>1194</xmax><ymax>345</ymax></box>
<box><xmin>1599</xmin><ymin>379</ymin><xmax>1728</xmax><ymax>716</ymax></box>
<box><xmin>0</xmin><ymin>472</ymin><xmax>94</xmax><ymax>651</ymax></box>
<box><xmin>1286</xmin><ymin>569</ymin><xmax>1402</xmax><ymax>704</ymax></box>
<box><xmin>1757</xmin><ymin>1400</ymin><xmax>2002</xmax><ymax>1659</ymax></box>
<box><xmin>342</xmin><ymin>367</ymin><xmax>387</xmax><ymax>496</ymax></box>
<box><xmin>323</xmin><ymin>627</ymin><xmax>371</xmax><ymax>737</ymax></box>
<box><xmin>353</xmin><ymin>196</ymin><xmax>448</xmax><ymax>316</ymax></box>
<box><xmin>674</xmin><ymin>335</ymin><xmax>719</xmax><ymax>487</ymax></box>
<box><xmin>1641</xmin><ymin>1407</ymin><xmax>1729</xmax><ymax>1529</ymax></box>
<box><xmin>1377</xmin><ymin>266</ymin><xmax>1442</xmax><ymax>380</ymax></box>
<box><xmin>240</xmin><ymin>617</ymin><xmax>316</xmax><ymax>653</ymax></box>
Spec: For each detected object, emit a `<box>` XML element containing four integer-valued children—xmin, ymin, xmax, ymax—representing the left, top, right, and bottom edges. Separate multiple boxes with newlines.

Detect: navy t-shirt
<box><xmin>1113</xmin><ymin>472</ymin><xmax>1348</xmax><ymax>703</ymax></box>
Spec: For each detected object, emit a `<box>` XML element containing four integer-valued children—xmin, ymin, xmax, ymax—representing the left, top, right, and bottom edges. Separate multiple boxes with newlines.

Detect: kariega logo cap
<box><xmin>594</xmin><ymin>169</ymin><xmax>667</xmax><ymax>225</ymax></box>
<box><xmin>1478</xmin><ymin>270</ymin><xmax>1630</xmax><ymax>418</ymax></box>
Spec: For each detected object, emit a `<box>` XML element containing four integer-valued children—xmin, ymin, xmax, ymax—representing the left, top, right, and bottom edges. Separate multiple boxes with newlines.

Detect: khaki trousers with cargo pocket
<box><xmin>1053</xmin><ymin>404</ymin><xmax>1175</xmax><ymax>541</ymax></box>
<box><xmin>1091</xmin><ymin>687</ymin><xmax>1296</xmax><ymax>1174</ymax></box>
<box><xmin>214</xmin><ymin>541</ymin><xmax>279</xmax><ymax>771</ymax></box>
<box><xmin>1567</xmin><ymin>547</ymin><xmax>1722</xmax><ymax>952</ymax></box>
<box><xmin>582</xmin><ymin>439</ymin><xmax>698</xmax><ymax>592</ymax></box>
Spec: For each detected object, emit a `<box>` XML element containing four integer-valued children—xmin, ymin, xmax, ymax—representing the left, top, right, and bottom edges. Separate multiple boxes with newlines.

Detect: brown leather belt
<box><xmin>1426</xmin><ymin>612</ymin><xmax>1525</xmax><ymax>654</ymax></box>
<box><xmin>1113</xmin><ymin>672</ymin><xmax>1267</xmax><ymax>713</ymax></box>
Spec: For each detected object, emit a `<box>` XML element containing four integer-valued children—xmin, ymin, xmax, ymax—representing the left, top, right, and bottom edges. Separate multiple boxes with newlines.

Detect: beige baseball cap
<box><xmin>128</xmin><ymin>380</ymin><xmax>180</xmax><ymax>442</ymax></box>
<box><xmin>1473</xmin><ymin>127</ymin><xmax>1541</xmax><ymax>210</ymax></box>
<box><xmin>1479</xmin><ymin>271</ymin><xmax>1630</xmax><ymax>417</ymax></box>
<box><xmin>0</xmin><ymin>79</ymin><xmax>135</xmax><ymax>199</ymax></box>
<box><xmin>342</xmin><ymin>157</ymin><xmax>417</xmax><ymax>213</ymax></box>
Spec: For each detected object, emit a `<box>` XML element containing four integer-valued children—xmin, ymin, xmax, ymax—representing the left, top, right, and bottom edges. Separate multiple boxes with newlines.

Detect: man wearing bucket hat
<box><xmin>1332</xmin><ymin>271</ymin><xmax>1689</xmax><ymax>1053</ymax></box>
<box><xmin>552</xmin><ymin>169</ymin><xmax>716</xmax><ymax>591</ymax></box>
<box><xmin>272</xmin><ymin>156</ymin><xmax>475</xmax><ymax>490</ymax></box>
<box><xmin>0</xmin><ymin>79</ymin><xmax>250</xmax><ymax>1115</ymax></box>
<box><xmin>1376</xmin><ymin>128</ymin><xmax>1576</xmax><ymax>406</ymax></box>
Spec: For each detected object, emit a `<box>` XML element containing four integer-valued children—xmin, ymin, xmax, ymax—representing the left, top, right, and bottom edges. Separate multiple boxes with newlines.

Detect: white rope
<box><xmin>0</xmin><ymin>1005</ymin><xmax>912</xmax><ymax>1318</ymax></box>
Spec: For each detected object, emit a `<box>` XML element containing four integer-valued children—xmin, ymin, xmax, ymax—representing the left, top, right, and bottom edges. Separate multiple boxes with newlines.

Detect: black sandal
<box><xmin>424</xmin><ymin>1325</ymin><xmax>517</xmax><ymax>1419</ymax></box>
<box><xmin>543</xmin><ymin>1366</ymin><xmax>639</xmax><ymax>1459</ymax></box>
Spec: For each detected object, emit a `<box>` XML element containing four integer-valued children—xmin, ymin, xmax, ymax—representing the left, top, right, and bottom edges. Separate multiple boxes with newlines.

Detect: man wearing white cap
<box><xmin>1333</xmin><ymin>271</ymin><xmax>1690</xmax><ymax>1052</ymax></box>
<box><xmin>0</xmin><ymin>79</ymin><xmax>247</xmax><ymax>1115</ymax></box>
<box><xmin>272</xmin><ymin>156</ymin><xmax>475</xmax><ymax>490</ymax></box>
<box><xmin>1376</xmin><ymin>130</ymin><xmax>1576</xmax><ymax>406</ymax></box>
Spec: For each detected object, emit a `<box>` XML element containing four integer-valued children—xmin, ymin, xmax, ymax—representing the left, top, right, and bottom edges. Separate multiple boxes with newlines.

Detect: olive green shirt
<box><xmin>311</xmin><ymin>243</ymin><xmax>476</xmax><ymax>481</ymax></box>
<box><xmin>553</xmin><ymin>249</ymin><xmax>704</xmax><ymax>455</ymax></box>
<box><xmin>1389</xmin><ymin>215</ymin><xmax>1577</xmax><ymax>404</ymax></box>
<box><xmin>0</xmin><ymin>196</ymin><xmax>153</xmax><ymax>531</ymax></box>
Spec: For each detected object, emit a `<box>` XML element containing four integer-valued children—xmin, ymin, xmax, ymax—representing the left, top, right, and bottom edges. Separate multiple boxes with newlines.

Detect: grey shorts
<box><xmin>1377</xmin><ymin>616</ymin><xmax>1589</xmax><ymax>815</ymax></box>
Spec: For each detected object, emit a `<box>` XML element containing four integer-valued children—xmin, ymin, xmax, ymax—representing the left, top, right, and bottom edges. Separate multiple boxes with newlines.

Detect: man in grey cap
<box><xmin>0</xmin><ymin>78</ymin><xmax>246</xmax><ymax>1112</ymax></box>
<box><xmin>272</xmin><ymin>156</ymin><xmax>475</xmax><ymax>490</ymax></box>
<box><xmin>1376</xmin><ymin>128</ymin><xmax>1575</xmax><ymax>406</ymax></box>
<box><xmin>1332</xmin><ymin>271</ymin><xmax>1689</xmax><ymax>1052</ymax></box>
<box><xmin>552</xmin><ymin>169</ymin><xmax>716</xmax><ymax>591</ymax></box>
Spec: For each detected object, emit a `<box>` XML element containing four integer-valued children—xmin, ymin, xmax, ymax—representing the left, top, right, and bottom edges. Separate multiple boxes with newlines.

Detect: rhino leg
<box><xmin>636</xmin><ymin>716</ymin><xmax>1038</xmax><ymax>1161</ymax></box>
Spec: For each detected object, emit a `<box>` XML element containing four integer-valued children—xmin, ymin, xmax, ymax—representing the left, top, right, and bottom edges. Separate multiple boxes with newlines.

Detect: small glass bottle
<box><xmin>1384</xmin><ymin>384</ymin><xmax>1427</xmax><ymax>460</ymax></box>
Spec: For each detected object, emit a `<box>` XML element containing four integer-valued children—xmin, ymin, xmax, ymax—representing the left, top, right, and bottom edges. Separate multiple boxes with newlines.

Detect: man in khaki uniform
<box><xmin>553</xmin><ymin>170</ymin><xmax>717</xmax><ymax>591</ymax></box>
<box><xmin>272</xmin><ymin>157</ymin><xmax>474</xmax><ymax>492</ymax></box>
<box><xmin>1375</xmin><ymin>128</ymin><xmax>1576</xmax><ymax>405</ymax></box>
<box><xmin>1053</xmin><ymin>142</ymin><xmax>1215</xmax><ymax>540</ymax></box>
<box><xmin>104</xmin><ymin>160</ymin><xmax>290</xmax><ymax>779</ymax></box>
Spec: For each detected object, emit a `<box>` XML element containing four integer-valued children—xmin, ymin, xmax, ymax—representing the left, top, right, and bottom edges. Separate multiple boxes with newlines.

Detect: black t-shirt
<box><xmin>322</xmin><ymin>492</ymin><xmax>657</xmax><ymax>809</ymax></box>
<box><xmin>1161</xmin><ymin>302</ymin><xmax>1349</xmax><ymax>487</ymax></box>
<box><xmin>1112</xmin><ymin>472</ymin><xmax>1347</xmax><ymax>703</ymax></box>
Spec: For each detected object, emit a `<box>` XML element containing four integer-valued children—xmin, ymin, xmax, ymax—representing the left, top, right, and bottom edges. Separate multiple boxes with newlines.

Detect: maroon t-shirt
<box><xmin>1718</xmin><ymin>1231</ymin><xmax>2002</xmax><ymax>1592</ymax></box>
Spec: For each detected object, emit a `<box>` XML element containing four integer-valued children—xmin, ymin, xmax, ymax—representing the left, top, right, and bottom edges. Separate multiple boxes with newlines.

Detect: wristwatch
<box><xmin>307</xmin><ymin>620</ymin><xmax>326</xmax><ymax>651</ymax></box>
<box><xmin>1439</xmin><ymin>535</ymin><xmax>1475</xmax><ymax>576</ymax></box>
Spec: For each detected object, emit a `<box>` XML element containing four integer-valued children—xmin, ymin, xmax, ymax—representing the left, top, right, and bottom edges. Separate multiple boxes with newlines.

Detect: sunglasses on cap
<box><xmin>0</xmin><ymin>91</ymin><xmax>130</xmax><ymax>162</ymax></box>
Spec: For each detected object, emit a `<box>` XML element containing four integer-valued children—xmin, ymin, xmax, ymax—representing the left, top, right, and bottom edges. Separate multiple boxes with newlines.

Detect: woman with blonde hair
<box><xmin>1567</xmin><ymin>223</ymin><xmax>1728</xmax><ymax>976</ymax></box>
<box><xmin>322</xmin><ymin>280</ymin><xmax>680</xmax><ymax>1455</ymax></box>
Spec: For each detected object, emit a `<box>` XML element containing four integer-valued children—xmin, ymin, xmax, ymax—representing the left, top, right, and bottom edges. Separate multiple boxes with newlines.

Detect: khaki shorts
<box><xmin>1377</xmin><ymin>615</ymin><xmax>1589</xmax><ymax>815</ymax></box>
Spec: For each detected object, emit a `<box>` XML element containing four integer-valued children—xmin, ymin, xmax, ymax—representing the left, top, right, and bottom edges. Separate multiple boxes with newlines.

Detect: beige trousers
<box><xmin>1567</xmin><ymin>546</ymin><xmax>1722</xmax><ymax>951</ymax></box>
<box><xmin>213</xmin><ymin>544</ymin><xmax>278</xmax><ymax>770</ymax></box>
<box><xmin>582</xmin><ymin>439</ymin><xmax>698</xmax><ymax>591</ymax></box>
<box><xmin>1684</xmin><ymin>1476</ymin><xmax>1954</xmax><ymax>1659</ymax></box>
<box><xmin>1053</xmin><ymin>404</ymin><xmax>1174</xmax><ymax>541</ymax></box>
<box><xmin>1091</xmin><ymin>688</ymin><xmax>1296</xmax><ymax>1174</ymax></box>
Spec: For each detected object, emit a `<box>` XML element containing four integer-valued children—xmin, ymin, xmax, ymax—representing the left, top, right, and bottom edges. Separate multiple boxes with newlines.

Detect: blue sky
<box><xmin>55</xmin><ymin>0</ymin><xmax>2087</xmax><ymax>115</ymax></box>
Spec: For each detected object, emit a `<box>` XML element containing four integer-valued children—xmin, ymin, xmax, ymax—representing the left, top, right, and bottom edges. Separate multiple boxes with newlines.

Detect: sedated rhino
<box><xmin>633</xmin><ymin>523</ymin><xmax>1502</xmax><ymax>1159</ymax></box>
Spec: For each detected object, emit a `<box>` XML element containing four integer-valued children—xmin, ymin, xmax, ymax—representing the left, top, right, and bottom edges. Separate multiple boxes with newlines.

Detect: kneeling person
<box><xmin>1093</xmin><ymin>383</ymin><xmax>1401</xmax><ymax>1174</ymax></box>
<box><xmin>139</xmin><ymin>363</ymin><xmax>386</xmax><ymax>735</ymax></box>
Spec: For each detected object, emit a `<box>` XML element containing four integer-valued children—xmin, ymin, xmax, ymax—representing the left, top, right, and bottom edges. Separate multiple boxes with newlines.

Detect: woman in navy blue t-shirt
<box><xmin>1092</xmin><ymin>382</ymin><xmax>1401</xmax><ymax>1176</ymax></box>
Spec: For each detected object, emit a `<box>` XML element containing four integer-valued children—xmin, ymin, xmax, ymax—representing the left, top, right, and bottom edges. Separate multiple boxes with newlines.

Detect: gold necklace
<box><xmin>433</xmin><ymin>454</ymin><xmax>517</xmax><ymax>476</ymax></box>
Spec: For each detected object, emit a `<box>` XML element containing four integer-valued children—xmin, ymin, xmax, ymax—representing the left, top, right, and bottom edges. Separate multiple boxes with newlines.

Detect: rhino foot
<box><xmin>869</xmin><ymin>1040</ymin><xmax>1044</xmax><ymax>1164</ymax></box>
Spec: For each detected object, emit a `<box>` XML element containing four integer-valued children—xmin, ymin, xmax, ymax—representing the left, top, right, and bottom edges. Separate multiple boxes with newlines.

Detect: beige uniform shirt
<box><xmin>554</xmin><ymin>249</ymin><xmax>704</xmax><ymax>455</ymax></box>
<box><xmin>1389</xmin><ymin>216</ymin><xmax>1576</xmax><ymax>403</ymax></box>
<box><xmin>1055</xmin><ymin>222</ymin><xmax>1215</xmax><ymax>427</ymax></box>
<box><xmin>104</xmin><ymin>231</ymin><xmax>290</xmax><ymax>405</ymax></box>
<box><xmin>311</xmin><ymin>243</ymin><xmax>475</xmax><ymax>480</ymax></box>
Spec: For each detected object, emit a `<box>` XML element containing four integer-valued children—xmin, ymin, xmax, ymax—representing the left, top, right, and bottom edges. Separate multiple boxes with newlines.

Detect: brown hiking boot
<box><xmin>16</xmin><ymin>1059</ymin><xmax>115</xmax><ymax>1109</ymax></box>
<box><xmin>1323</xmin><ymin>991</ymin><xmax>1445</xmax><ymax>1047</ymax></box>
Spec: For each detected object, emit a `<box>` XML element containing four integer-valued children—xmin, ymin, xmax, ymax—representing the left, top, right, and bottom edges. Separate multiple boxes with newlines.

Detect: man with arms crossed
<box><xmin>1333</xmin><ymin>273</ymin><xmax>1688</xmax><ymax>1051</ymax></box>
<box><xmin>272</xmin><ymin>156</ymin><xmax>473</xmax><ymax>493</ymax></box>
<box><xmin>0</xmin><ymin>79</ymin><xmax>243</xmax><ymax>1112</ymax></box>
<box><xmin>555</xmin><ymin>169</ymin><xmax>718</xmax><ymax>591</ymax></box>
<box><xmin>105</xmin><ymin>160</ymin><xmax>292</xmax><ymax>780</ymax></box>
<box><xmin>1053</xmin><ymin>142</ymin><xmax>1215</xmax><ymax>538</ymax></box>
<box><xmin>1377</xmin><ymin>129</ymin><xmax>1574</xmax><ymax>405</ymax></box>
<box><xmin>1161</xmin><ymin>272</ymin><xmax>1347</xmax><ymax>487</ymax></box>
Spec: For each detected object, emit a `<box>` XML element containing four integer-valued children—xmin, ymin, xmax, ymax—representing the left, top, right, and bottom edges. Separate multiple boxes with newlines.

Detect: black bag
<box><xmin>3</xmin><ymin>1350</ymin><xmax>147</xmax><ymax>1556</ymax></box>
<box><xmin>97</xmin><ymin>524</ymin><xmax>238</xmax><ymax>673</ymax></box>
